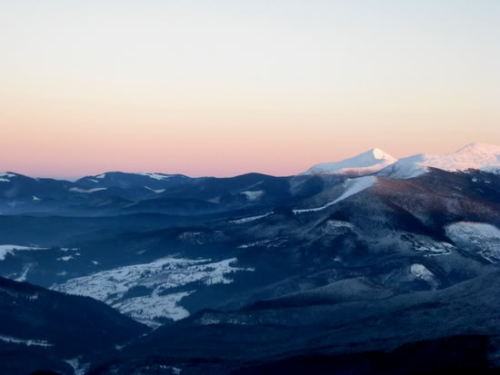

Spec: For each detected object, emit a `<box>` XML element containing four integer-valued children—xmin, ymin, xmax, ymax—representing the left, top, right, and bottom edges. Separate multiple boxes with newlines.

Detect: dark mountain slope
<box><xmin>87</xmin><ymin>270</ymin><xmax>500</xmax><ymax>374</ymax></box>
<box><xmin>0</xmin><ymin>277</ymin><xmax>147</xmax><ymax>375</ymax></box>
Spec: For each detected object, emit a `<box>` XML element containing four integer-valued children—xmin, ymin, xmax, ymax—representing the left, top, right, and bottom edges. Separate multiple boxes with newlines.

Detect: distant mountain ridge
<box><xmin>0</xmin><ymin>142</ymin><xmax>499</xmax><ymax>216</ymax></box>
<box><xmin>380</xmin><ymin>142</ymin><xmax>500</xmax><ymax>178</ymax></box>
<box><xmin>303</xmin><ymin>142</ymin><xmax>500</xmax><ymax>178</ymax></box>
<box><xmin>2</xmin><ymin>142</ymin><xmax>500</xmax><ymax>185</ymax></box>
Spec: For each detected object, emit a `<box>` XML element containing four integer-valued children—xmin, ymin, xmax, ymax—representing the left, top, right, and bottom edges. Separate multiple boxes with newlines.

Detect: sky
<box><xmin>1</xmin><ymin>0</ymin><xmax>499</xmax><ymax>178</ymax></box>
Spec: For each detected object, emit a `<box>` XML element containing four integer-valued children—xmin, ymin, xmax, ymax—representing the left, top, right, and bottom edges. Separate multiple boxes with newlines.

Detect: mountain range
<box><xmin>1</xmin><ymin>142</ymin><xmax>499</xmax><ymax>217</ymax></box>
<box><xmin>0</xmin><ymin>142</ymin><xmax>500</xmax><ymax>374</ymax></box>
<box><xmin>305</xmin><ymin>142</ymin><xmax>500</xmax><ymax>177</ymax></box>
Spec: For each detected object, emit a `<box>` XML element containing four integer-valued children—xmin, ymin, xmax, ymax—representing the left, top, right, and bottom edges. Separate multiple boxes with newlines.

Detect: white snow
<box><xmin>241</xmin><ymin>190</ymin><xmax>264</xmax><ymax>201</ymax></box>
<box><xmin>53</xmin><ymin>256</ymin><xmax>254</xmax><ymax>327</ymax></box>
<box><xmin>303</xmin><ymin>148</ymin><xmax>396</xmax><ymax>176</ymax></box>
<box><xmin>401</xmin><ymin>233</ymin><xmax>455</xmax><ymax>256</ymax></box>
<box><xmin>58</xmin><ymin>256</ymin><xmax>74</xmax><ymax>262</ymax></box>
<box><xmin>446</xmin><ymin>222</ymin><xmax>500</xmax><ymax>263</ymax></box>
<box><xmin>0</xmin><ymin>245</ymin><xmax>47</xmax><ymax>261</ymax></box>
<box><xmin>410</xmin><ymin>264</ymin><xmax>435</xmax><ymax>282</ymax></box>
<box><xmin>61</xmin><ymin>247</ymin><xmax>79</xmax><ymax>252</ymax></box>
<box><xmin>324</xmin><ymin>220</ymin><xmax>355</xmax><ymax>231</ymax></box>
<box><xmin>230</xmin><ymin>212</ymin><xmax>273</xmax><ymax>224</ymax></box>
<box><xmin>65</xmin><ymin>358</ymin><xmax>89</xmax><ymax>375</ymax></box>
<box><xmin>69</xmin><ymin>187</ymin><xmax>107</xmax><ymax>194</ymax></box>
<box><xmin>0</xmin><ymin>334</ymin><xmax>52</xmax><ymax>347</ymax></box>
<box><xmin>480</xmin><ymin>165</ymin><xmax>500</xmax><ymax>174</ymax></box>
<box><xmin>145</xmin><ymin>186</ymin><xmax>166</xmax><ymax>194</ymax></box>
<box><xmin>380</xmin><ymin>143</ymin><xmax>500</xmax><ymax>179</ymax></box>
<box><xmin>413</xmin><ymin>240</ymin><xmax>455</xmax><ymax>256</ymax></box>
<box><xmin>93</xmin><ymin>172</ymin><xmax>175</xmax><ymax>181</ymax></box>
<box><xmin>15</xmin><ymin>264</ymin><xmax>33</xmax><ymax>282</ymax></box>
<box><xmin>238</xmin><ymin>239</ymin><xmax>272</xmax><ymax>249</ymax></box>
<box><xmin>293</xmin><ymin>176</ymin><xmax>376</xmax><ymax>214</ymax></box>
<box><xmin>238</xmin><ymin>238</ymin><xmax>287</xmax><ymax>249</ymax></box>
<box><xmin>0</xmin><ymin>172</ymin><xmax>16</xmax><ymax>182</ymax></box>
<box><xmin>379</xmin><ymin>153</ymin><xmax>431</xmax><ymax>179</ymax></box>
<box><xmin>114</xmin><ymin>291</ymin><xmax>193</xmax><ymax>326</ymax></box>
<box><xmin>208</xmin><ymin>196</ymin><xmax>221</xmax><ymax>204</ymax></box>
<box><xmin>141</xmin><ymin>173</ymin><xmax>174</xmax><ymax>181</ymax></box>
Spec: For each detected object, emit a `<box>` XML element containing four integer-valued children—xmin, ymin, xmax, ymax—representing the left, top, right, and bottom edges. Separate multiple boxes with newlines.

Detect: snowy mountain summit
<box><xmin>303</xmin><ymin>143</ymin><xmax>500</xmax><ymax>178</ymax></box>
<box><xmin>303</xmin><ymin>148</ymin><xmax>397</xmax><ymax>176</ymax></box>
<box><xmin>380</xmin><ymin>142</ymin><xmax>500</xmax><ymax>179</ymax></box>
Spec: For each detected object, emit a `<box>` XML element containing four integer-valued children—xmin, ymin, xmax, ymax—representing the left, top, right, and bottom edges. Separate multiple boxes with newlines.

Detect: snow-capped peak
<box><xmin>455</xmin><ymin>142</ymin><xmax>500</xmax><ymax>159</ymax></box>
<box><xmin>370</xmin><ymin>148</ymin><xmax>393</xmax><ymax>160</ymax></box>
<box><xmin>379</xmin><ymin>142</ymin><xmax>500</xmax><ymax>179</ymax></box>
<box><xmin>303</xmin><ymin>148</ymin><xmax>397</xmax><ymax>176</ymax></box>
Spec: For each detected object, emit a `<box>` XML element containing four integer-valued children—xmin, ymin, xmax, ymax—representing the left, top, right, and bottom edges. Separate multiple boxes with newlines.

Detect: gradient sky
<box><xmin>1</xmin><ymin>0</ymin><xmax>499</xmax><ymax>178</ymax></box>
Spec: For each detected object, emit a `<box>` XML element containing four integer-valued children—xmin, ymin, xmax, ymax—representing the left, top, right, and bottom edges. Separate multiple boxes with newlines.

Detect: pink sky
<box><xmin>1</xmin><ymin>1</ymin><xmax>499</xmax><ymax>178</ymax></box>
<box><xmin>2</xmin><ymin>108</ymin><xmax>498</xmax><ymax>179</ymax></box>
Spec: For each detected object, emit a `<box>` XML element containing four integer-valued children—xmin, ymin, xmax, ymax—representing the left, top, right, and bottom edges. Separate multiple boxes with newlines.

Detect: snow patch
<box><xmin>58</xmin><ymin>256</ymin><xmax>74</xmax><ymax>262</ymax></box>
<box><xmin>402</xmin><ymin>234</ymin><xmax>455</xmax><ymax>256</ymax></box>
<box><xmin>114</xmin><ymin>291</ymin><xmax>193</xmax><ymax>327</ymax></box>
<box><xmin>15</xmin><ymin>264</ymin><xmax>33</xmax><ymax>282</ymax></box>
<box><xmin>0</xmin><ymin>245</ymin><xmax>47</xmax><ymax>261</ymax></box>
<box><xmin>446</xmin><ymin>222</ymin><xmax>500</xmax><ymax>263</ymax></box>
<box><xmin>0</xmin><ymin>334</ymin><xmax>52</xmax><ymax>347</ymax></box>
<box><xmin>241</xmin><ymin>190</ymin><xmax>264</xmax><ymax>201</ymax></box>
<box><xmin>141</xmin><ymin>173</ymin><xmax>174</xmax><ymax>181</ymax></box>
<box><xmin>238</xmin><ymin>238</ymin><xmax>287</xmax><ymax>249</ymax></box>
<box><xmin>481</xmin><ymin>165</ymin><xmax>500</xmax><ymax>174</ymax></box>
<box><xmin>294</xmin><ymin>176</ymin><xmax>376</xmax><ymax>214</ymax></box>
<box><xmin>323</xmin><ymin>220</ymin><xmax>355</xmax><ymax>235</ymax></box>
<box><xmin>145</xmin><ymin>186</ymin><xmax>166</xmax><ymax>194</ymax></box>
<box><xmin>69</xmin><ymin>187</ymin><xmax>107</xmax><ymax>194</ymax></box>
<box><xmin>61</xmin><ymin>247</ymin><xmax>79</xmax><ymax>252</ymax></box>
<box><xmin>53</xmin><ymin>257</ymin><xmax>253</xmax><ymax>327</ymax></box>
<box><xmin>238</xmin><ymin>239</ymin><xmax>272</xmax><ymax>249</ymax></box>
<box><xmin>65</xmin><ymin>358</ymin><xmax>89</xmax><ymax>375</ymax></box>
<box><xmin>410</xmin><ymin>264</ymin><xmax>435</xmax><ymax>283</ymax></box>
<box><xmin>230</xmin><ymin>212</ymin><xmax>273</xmax><ymax>224</ymax></box>
<box><xmin>0</xmin><ymin>172</ymin><xmax>16</xmax><ymax>182</ymax></box>
<box><xmin>303</xmin><ymin>148</ymin><xmax>396</xmax><ymax>176</ymax></box>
